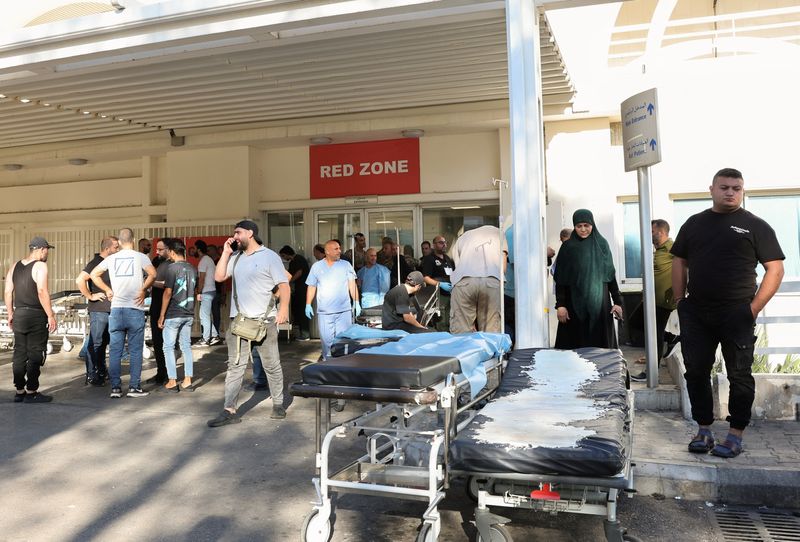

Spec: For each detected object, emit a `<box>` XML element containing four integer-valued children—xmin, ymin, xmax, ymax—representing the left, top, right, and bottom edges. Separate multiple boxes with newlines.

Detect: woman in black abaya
<box><xmin>553</xmin><ymin>209</ymin><xmax>624</xmax><ymax>349</ymax></box>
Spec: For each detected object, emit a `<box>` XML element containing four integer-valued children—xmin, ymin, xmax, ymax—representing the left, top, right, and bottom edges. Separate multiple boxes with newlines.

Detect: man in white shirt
<box><xmin>194</xmin><ymin>240</ymin><xmax>221</xmax><ymax>346</ymax></box>
<box><xmin>90</xmin><ymin>228</ymin><xmax>156</xmax><ymax>398</ymax></box>
<box><xmin>449</xmin><ymin>225</ymin><xmax>506</xmax><ymax>334</ymax></box>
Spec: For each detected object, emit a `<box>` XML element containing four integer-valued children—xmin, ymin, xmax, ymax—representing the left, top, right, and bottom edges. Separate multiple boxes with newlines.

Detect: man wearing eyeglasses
<box><xmin>421</xmin><ymin>235</ymin><xmax>455</xmax><ymax>332</ymax></box>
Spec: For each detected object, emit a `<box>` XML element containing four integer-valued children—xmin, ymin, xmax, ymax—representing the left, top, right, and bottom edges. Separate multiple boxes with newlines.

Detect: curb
<box><xmin>633</xmin><ymin>458</ymin><xmax>800</xmax><ymax>508</ymax></box>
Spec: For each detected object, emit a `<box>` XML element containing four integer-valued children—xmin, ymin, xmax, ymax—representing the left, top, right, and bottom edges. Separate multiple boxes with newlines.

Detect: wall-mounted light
<box><xmin>309</xmin><ymin>136</ymin><xmax>332</xmax><ymax>145</ymax></box>
<box><xmin>3</xmin><ymin>163</ymin><xmax>23</xmax><ymax>171</ymax></box>
<box><xmin>169</xmin><ymin>129</ymin><xmax>185</xmax><ymax>147</ymax></box>
<box><xmin>401</xmin><ymin>129</ymin><xmax>425</xmax><ymax>138</ymax></box>
<box><xmin>68</xmin><ymin>158</ymin><xmax>88</xmax><ymax>166</ymax></box>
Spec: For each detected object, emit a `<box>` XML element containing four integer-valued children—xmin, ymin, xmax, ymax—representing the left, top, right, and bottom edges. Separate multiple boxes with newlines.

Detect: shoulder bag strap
<box><xmin>231</xmin><ymin>252</ymin><xmax>243</xmax><ymax>314</ymax></box>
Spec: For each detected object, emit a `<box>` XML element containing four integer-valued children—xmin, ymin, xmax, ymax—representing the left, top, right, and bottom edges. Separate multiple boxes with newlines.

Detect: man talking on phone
<box><xmin>207</xmin><ymin>220</ymin><xmax>290</xmax><ymax>427</ymax></box>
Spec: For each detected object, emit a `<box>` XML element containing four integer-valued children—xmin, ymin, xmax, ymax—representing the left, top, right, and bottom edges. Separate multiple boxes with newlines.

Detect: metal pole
<box><xmin>395</xmin><ymin>227</ymin><xmax>401</xmax><ymax>287</ymax></box>
<box><xmin>505</xmin><ymin>0</ymin><xmax>548</xmax><ymax>348</ymax></box>
<box><xmin>637</xmin><ymin>166</ymin><xmax>659</xmax><ymax>388</ymax></box>
<box><xmin>493</xmin><ymin>178</ymin><xmax>508</xmax><ymax>336</ymax></box>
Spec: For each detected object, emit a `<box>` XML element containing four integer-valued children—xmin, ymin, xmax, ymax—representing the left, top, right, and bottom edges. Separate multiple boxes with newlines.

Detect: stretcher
<box><xmin>329</xmin><ymin>325</ymin><xmax>407</xmax><ymax>357</ymax></box>
<box><xmin>449</xmin><ymin>347</ymin><xmax>638</xmax><ymax>542</ymax></box>
<box><xmin>290</xmin><ymin>332</ymin><xmax>512</xmax><ymax>542</ymax></box>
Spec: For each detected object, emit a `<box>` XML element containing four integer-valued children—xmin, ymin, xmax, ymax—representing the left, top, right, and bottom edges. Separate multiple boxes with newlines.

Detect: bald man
<box><xmin>305</xmin><ymin>240</ymin><xmax>360</xmax><ymax>360</ymax></box>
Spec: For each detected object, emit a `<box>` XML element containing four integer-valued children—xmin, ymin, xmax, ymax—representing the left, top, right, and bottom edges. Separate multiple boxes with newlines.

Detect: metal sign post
<box><xmin>621</xmin><ymin>88</ymin><xmax>662</xmax><ymax>389</ymax></box>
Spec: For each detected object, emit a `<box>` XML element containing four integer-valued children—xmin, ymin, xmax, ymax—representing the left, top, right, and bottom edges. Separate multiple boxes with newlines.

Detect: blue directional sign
<box><xmin>621</xmin><ymin>88</ymin><xmax>661</xmax><ymax>172</ymax></box>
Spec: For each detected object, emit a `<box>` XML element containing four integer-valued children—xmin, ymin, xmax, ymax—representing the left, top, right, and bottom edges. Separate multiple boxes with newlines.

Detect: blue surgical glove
<box><xmin>439</xmin><ymin>281</ymin><xmax>453</xmax><ymax>292</ymax></box>
<box><xmin>305</xmin><ymin>304</ymin><xmax>314</xmax><ymax>319</ymax></box>
<box><xmin>354</xmin><ymin>300</ymin><xmax>362</xmax><ymax>318</ymax></box>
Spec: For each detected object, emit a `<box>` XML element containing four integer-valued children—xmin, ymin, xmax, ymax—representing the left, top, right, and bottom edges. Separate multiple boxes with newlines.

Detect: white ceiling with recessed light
<box><xmin>0</xmin><ymin>0</ymin><xmax>581</xmax><ymax>151</ymax></box>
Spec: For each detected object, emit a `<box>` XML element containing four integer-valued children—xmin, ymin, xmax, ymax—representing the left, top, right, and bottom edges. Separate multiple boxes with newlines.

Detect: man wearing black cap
<box><xmin>4</xmin><ymin>237</ymin><xmax>58</xmax><ymax>403</ymax></box>
<box><xmin>207</xmin><ymin>219</ymin><xmax>290</xmax><ymax>426</ymax></box>
<box><xmin>382</xmin><ymin>271</ymin><xmax>432</xmax><ymax>333</ymax></box>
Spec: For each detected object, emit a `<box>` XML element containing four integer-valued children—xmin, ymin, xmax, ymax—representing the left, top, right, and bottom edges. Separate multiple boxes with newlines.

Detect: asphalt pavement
<box><xmin>1</xmin><ymin>339</ymin><xmax>797</xmax><ymax>542</ymax></box>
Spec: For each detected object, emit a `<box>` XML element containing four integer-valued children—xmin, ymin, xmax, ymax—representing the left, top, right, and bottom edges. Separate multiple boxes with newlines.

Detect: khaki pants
<box><xmin>449</xmin><ymin>277</ymin><xmax>501</xmax><ymax>334</ymax></box>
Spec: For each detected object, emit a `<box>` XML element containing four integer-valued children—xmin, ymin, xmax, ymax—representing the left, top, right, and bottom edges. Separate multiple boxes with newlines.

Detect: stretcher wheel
<box><xmin>301</xmin><ymin>509</ymin><xmax>332</xmax><ymax>542</ymax></box>
<box><xmin>466</xmin><ymin>476</ymin><xmax>494</xmax><ymax>502</ymax></box>
<box><xmin>62</xmin><ymin>338</ymin><xmax>73</xmax><ymax>352</ymax></box>
<box><xmin>476</xmin><ymin>524</ymin><xmax>512</xmax><ymax>542</ymax></box>
<box><xmin>142</xmin><ymin>346</ymin><xmax>152</xmax><ymax>360</ymax></box>
<box><xmin>46</xmin><ymin>342</ymin><xmax>54</xmax><ymax>355</ymax></box>
<box><xmin>416</xmin><ymin>522</ymin><xmax>435</xmax><ymax>542</ymax></box>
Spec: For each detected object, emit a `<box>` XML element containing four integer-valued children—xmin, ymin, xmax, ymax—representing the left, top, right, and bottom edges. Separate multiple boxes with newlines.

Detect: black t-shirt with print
<box><xmin>83</xmin><ymin>254</ymin><xmax>111</xmax><ymax>313</ymax></box>
<box><xmin>671</xmin><ymin>208</ymin><xmax>784</xmax><ymax>307</ymax></box>
<box><xmin>420</xmin><ymin>253</ymin><xmax>455</xmax><ymax>282</ymax></box>
<box><xmin>164</xmin><ymin>261</ymin><xmax>198</xmax><ymax>319</ymax></box>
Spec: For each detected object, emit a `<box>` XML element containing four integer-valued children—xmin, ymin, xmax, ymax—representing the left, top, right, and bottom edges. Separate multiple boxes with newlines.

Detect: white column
<box><xmin>505</xmin><ymin>0</ymin><xmax>548</xmax><ymax>348</ymax></box>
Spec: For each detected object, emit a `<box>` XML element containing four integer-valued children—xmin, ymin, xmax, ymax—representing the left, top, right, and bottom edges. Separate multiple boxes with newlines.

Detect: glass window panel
<box><xmin>746</xmin><ymin>195</ymin><xmax>800</xmax><ymax>279</ymax></box>
<box><xmin>421</xmin><ymin>204</ymin><xmax>499</xmax><ymax>255</ymax></box>
<box><xmin>265</xmin><ymin>211</ymin><xmax>305</xmax><ymax>255</ymax></box>
<box><xmin>623</xmin><ymin>201</ymin><xmax>642</xmax><ymax>279</ymax></box>
<box><xmin>316</xmin><ymin>212</ymin><xmax>362</xmax><ymax>258</ymax></box>
<box><xmin>367</xmin><ymin>210</ymin><xmax>414</xmax><ymax>254</ymax></box>
<box><xmin>672</xmin><ymin>198</ymin><xmax>711</xmax><ymax>237</ymax></box>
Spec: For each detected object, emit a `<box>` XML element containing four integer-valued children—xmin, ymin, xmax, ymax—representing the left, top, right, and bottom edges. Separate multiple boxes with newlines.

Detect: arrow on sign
<box><xmin>649</xmin><ymin>139</ymin><xmax>657</xmax><ymax>150</ymax></box>
<box><xmin>647</xmin><ymin>103</ymin><xmax>655</xmax><ymax>115</ymax></box>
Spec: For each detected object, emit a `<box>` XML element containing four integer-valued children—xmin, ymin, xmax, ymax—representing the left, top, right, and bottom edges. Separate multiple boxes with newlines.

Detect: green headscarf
<box><xmin>553</xmin><ymin>209</ymin><xmax>617</xmax><ymax>328</ymax></box>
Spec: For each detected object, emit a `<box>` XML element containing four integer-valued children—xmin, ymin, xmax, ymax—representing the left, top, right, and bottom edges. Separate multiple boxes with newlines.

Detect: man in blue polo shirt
<box><xmin>305</xmin><ymin>239</ymin><xmax>360</xmax><ymax>360</ymax></box>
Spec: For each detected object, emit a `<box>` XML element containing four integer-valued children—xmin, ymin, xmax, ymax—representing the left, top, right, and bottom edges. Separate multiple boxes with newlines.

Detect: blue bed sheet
<box><xmin>356</xmin><ymin>332</ymin><xmax>512</xmax><ymax>397</ymax></box>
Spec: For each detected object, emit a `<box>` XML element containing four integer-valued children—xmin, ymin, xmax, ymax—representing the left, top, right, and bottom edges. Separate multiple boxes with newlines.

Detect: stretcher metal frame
<box><xmin>290</xmin><ymin>355</ymin><xmax>505</xmax><ymax>542</ymax></box>
<box><xmin>356</xmin><ymin>283</ymin><xmax>441</xmax><ymax>329</ymax></box>
<box><xmin>0</xmin><ymin>291</ymin><xmax>90</xmax><ymax>354</ymax></box>
<box><xmin>451</xmin><ymin>387</ymin><xmax>638</xmax><ymax>542</ymax></box>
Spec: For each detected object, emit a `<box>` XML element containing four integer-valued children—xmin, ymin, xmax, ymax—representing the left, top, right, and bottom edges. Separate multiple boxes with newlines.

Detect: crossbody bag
<box><xmin>229</xmin><ymin>252</ymin><xmax>275</xmax><ymax>363</ymax></box>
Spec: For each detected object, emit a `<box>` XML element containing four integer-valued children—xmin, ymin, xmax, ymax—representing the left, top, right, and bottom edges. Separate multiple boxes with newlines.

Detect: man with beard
<box><xmin>207</xmin><ymin>220</ymin><xmax>290</xmax><ymax>426</ymax></box>
<box><xmin>5</xmin><ymin>237</ymin><xmax>58</xmax><ymax>403</ymax></box>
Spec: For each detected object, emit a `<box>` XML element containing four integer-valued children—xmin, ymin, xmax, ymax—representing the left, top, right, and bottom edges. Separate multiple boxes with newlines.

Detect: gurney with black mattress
<box><xmin>449</xmin><ymin>347</ymin><xmax>638</xmax><ymax>542</ymax></box>
<box><xmin>291</xmin><ymin>332</ymin><xmax>511</xmax><ymax>542</ymax></box>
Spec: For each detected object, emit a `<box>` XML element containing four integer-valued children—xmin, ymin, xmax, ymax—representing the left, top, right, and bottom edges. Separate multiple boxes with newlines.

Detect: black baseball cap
<box><xmin>234</xmin><ymin>219</ymin><xmax>263</xmax><ymax>245</ymax></box>
<box><xmin>29</xmin><ymin>236</ymin><xmax>55</xmax><ymax>249</ymax></box>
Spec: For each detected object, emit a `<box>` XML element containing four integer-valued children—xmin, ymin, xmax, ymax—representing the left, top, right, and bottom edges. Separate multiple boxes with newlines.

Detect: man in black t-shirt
<box><xmin>420</xmin><ymin>235</ymin><xmax>455</xmax><ymax>332</ymax></box>
<box><xmin>158</xmin><ymin>238</ymin><xmax>198</xmax><ymax>392</ymax></box>
<box><xmin>279</xmin><ymin>245</ymin><xmax>311</xmax><ymax>341</ymax></box>
<box><xmin>382</xmin><ymin>271</ymin><xmax>432</xmax><ymax>334</ymax></box>
<box><xmin>145</xmin><ymin>239</ymin><xmax>171</xmax><ymax>385</ymax></box>
<box><xmin>76</xmin><ymin>236</ymin><xmax>119</xmax><ymax>385</ymax></box>
<box><xmin>672</xmin><ymin>168</ymin><xmax>785</xmax><ymax>459</ymax></box>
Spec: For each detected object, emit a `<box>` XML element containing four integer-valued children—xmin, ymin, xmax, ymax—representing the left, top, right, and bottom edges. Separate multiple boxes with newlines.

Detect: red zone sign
<box><xmin>309</xmin><ymin>138</ymin><xmax>420</xmax><ymax>199</ymax></box>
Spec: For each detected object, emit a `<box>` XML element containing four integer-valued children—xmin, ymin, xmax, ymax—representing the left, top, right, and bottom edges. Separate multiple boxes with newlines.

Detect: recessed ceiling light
<box><xmin>375</xmin><ymin>220</ymin><xmax>395</xmax><ymax>224</ymax></box>
<box><xmin>451</xmin><ymin>206</ymin><xmax>481</xmax><ymax>210</ymax></box>
<box><xmin>402</xmin><ymin>129</ymin><xmax>424</xmax><ymax>138</ymax></box>
<box><xmin>19</xmin><ymin>98</ymin><xmax>31</xmax><ymax>103</ymax></box>
<box><xmin>82</xmin><ymin>111</ymin><xmax>91</xmax><ymax>115</ymax></box>
<box><xmin>100</xmin><ymin>114</ymin><xmax>107</xmax><ymax>118</ymax></box>
<box><xmin>68</xmin><ymin>158</ymin><xmax>88</xmax><ymax>166</ymax></box>
<box><xmin>309</xmin><ymin>136</ymin><xmax>332</xmax><ymax>145</ymax></box>
<box><xmin>3</xmin><ymin>163</ymin><xmax>23</xmax><ymax>171</ymax></box>
<box><xmin>42</xmin><ymin>102</ymin><xmax>51</xmax><ymax>107</ymax></box>
<box><xmin>0</xmin><ymin>94</ymin><xmax>6</xmax><ymax>98</ymax></box>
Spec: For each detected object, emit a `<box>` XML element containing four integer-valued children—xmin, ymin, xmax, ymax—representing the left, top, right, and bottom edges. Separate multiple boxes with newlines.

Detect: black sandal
<box><xmin>688</xmin><ymin>433</ymin><xmax>715</xmax><ymax>453</ymax></box>
<box><xmin>710</xmin><ymin>438</ymin><xmax>743</xmax><ymax>458</ymax></box>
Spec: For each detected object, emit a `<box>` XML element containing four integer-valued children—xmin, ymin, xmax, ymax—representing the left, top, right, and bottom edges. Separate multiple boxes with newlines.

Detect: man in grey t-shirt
<box><xmin>207</xmin><ymin>220</ymin><xmax>290</xmax><ymax>427</ymax></box>
<box><xmin>91</xmin><ymin>228</ymin><xmax>156</xmax><ymax>398</ymax></box>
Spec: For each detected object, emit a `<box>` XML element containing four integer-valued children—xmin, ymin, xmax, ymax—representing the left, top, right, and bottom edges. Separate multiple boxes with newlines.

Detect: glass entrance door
<box><xmin>366</xmin><ymin>208</ymin><xmax>415</xmax><ymax>254</ymax></box>
<box><xmin>315</xmin><ymin>211</ymin><xmax>363</xmax><ymax>257</ymax></box>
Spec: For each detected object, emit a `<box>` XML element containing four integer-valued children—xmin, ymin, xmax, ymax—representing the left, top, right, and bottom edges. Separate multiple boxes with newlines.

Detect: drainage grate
<box><xmin>714</xmin><ymin>509</ymin><xmax>800</xmax><ymax>542</ymax></box>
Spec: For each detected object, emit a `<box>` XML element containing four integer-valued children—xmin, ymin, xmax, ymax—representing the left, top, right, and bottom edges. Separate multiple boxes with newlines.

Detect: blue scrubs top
<box><xmin>306</xmin><ymin>259</ymin><xmax>357</xmax><ymax>314</ymax></box>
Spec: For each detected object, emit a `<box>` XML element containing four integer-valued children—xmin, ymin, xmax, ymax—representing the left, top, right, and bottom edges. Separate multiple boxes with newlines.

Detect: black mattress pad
<box><xmin>450</xmin><ymin>347</ymin><xmax>629</xmax><ymax>478</ymax></box>
<box><xmin>301</xmin><ymin>353</ymin><xmax>462</xmax><ymax>389</ymax></box>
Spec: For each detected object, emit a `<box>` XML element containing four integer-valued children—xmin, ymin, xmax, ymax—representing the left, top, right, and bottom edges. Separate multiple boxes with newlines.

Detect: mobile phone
<box><xmin>230</xmin><ymin>240</ymin><xmax>240</xmax><ymax>252</ymax></box>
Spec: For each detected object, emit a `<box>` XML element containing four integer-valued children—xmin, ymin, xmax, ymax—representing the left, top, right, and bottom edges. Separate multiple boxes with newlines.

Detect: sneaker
<box><xmin>24</xmin><ymin>392</ymin><xmax>53</xmax><ymax>403</ymax></box>
<box><xmin>127</xmin><ymin>387</ymin><xmax>150</xmax><ymax>398</ymax></box>
<box><xmin>207</xmin><ymin>410</ymin><xmax>241</xmax><ymax>427</ymax></box>
<box><xmin>13</xmin><ymin>392</ymin><xmax>26</xmax><ymax>403</ymax></box>
<box><xmin>270</xmin><ymin>405</ymin><xmax>287</xmax><ymax>419</ymax></box>
<box><xmin>297</xmin><ymin>335</ymin><xmax>311</xmax><ymax>342</ymax></box>
<box><xmin>192</xmin><ymin>339</ymin><xmax>211</xmax><ymax>348</ymax></box>
<box><xmin>629</xmin><ymin>372</ymin><xmax>647</xmax><ymax>382</ymax></box>
<box><xmin>208</xmin><ymin>336</ymin><xmax>223</xmax><ymax>346</ymax></box>
<box><xmin>110</xmin><ymin>387</ymin><xmax>123</xmax><ymax>398</ymax></box>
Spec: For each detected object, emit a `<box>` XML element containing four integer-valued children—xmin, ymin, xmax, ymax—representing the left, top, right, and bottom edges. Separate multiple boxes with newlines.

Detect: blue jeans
<box><xmin>87</xmin><ymin>311</ymin><xmax>110</xmax><ymax>379</ymax></box>
<box><xmin>199</xmin><ymin>290</ymin><xmax>218</xmax><ymax>341</ymax></box>
<box><xmin>317</xmin><ymin>310</ymin><xmax>353</xmax><ymax>360</ymax></box>
<box><xmin>162</xmin><ymin>316</ymin><xmax>194</xmax><ymax>379</ymax></box>
<box><xmin>252</xmin><ymin>347</ymin><xmax>266</xmax><ymax>385</ymax></box>
<box><xmin>108</xmin><ymin>308</ymin><xmax>146</xmax><ymax>389</ymax></box>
